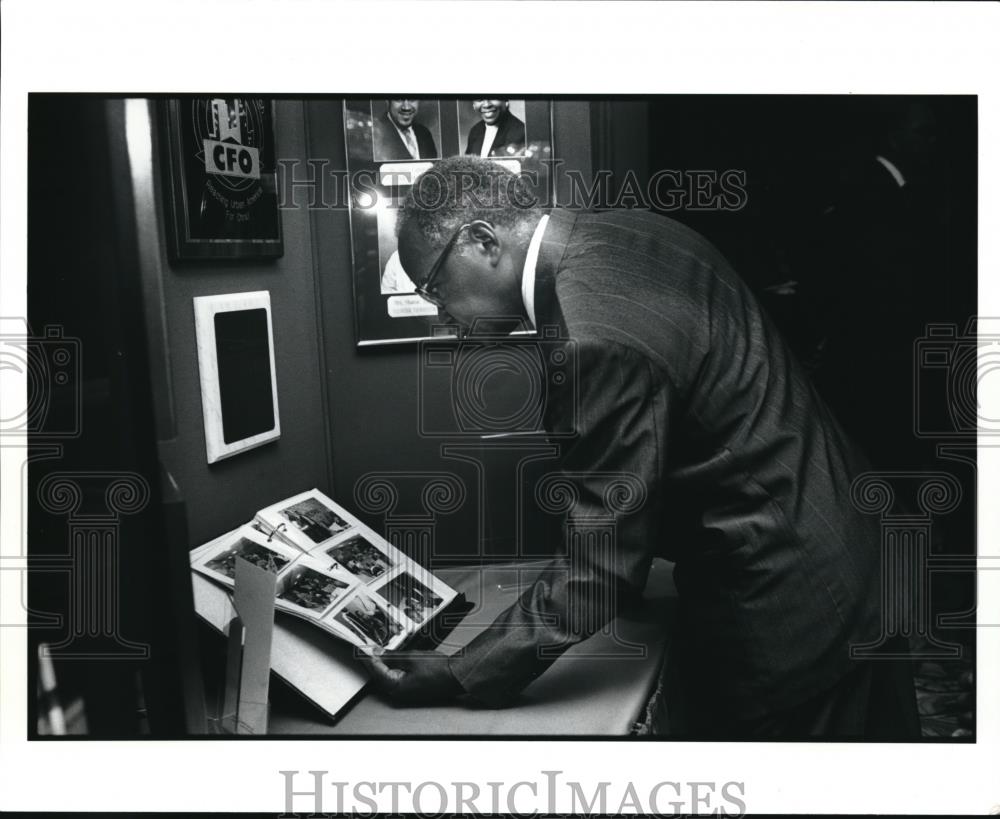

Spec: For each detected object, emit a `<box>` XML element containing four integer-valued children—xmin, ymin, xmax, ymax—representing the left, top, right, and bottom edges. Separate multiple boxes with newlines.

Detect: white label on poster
<box><xmin>378</xmin><ymin>162</ymin><xmax>434</xmax><ymax>187</ymax></box>
<box><xmin>203</xmin><ymin>139</ymin><xmax>261</xmax><ymax>179</ymax></box>
<box><xmin>386</xmin><ymin>295</ymin><xmax>439</xmax><ymax>318</ymax></box>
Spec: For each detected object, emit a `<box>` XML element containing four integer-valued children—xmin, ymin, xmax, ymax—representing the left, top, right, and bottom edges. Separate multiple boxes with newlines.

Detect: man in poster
<box><xmin>464</xmin><ymin>99</ymin><xmax>526</xmax><ymax>158</ymax></box>
<box><xmin>373</xmin><ymin>99</ymin><xmax>438</xmax><ymax>161</ymax></box>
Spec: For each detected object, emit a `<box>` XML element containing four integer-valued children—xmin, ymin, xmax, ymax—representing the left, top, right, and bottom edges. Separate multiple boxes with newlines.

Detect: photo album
<box><xmin>190</xmin><ymin>489</ymin><xmax>458</xmax><ymax>652</ymax></box>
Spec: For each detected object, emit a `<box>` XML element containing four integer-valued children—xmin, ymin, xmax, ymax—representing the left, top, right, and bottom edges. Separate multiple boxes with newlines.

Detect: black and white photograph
<box><xmin>277</xmin><ymin>564</ymin><xmax>351</xmax><ymax>614</ymax></box>
<box><xmin>325</xmin><ymin>534</ymin><xmax>394</xmax><ymax>582</ymax></box>
<box><xmin>5</xmin><ymin>3</ymin><xmax>998</xmax><ymax>816</ymax></box>
<box><xmin>331</xmin><ymin>591</ymin><xmax>404</xmax><ymax>649</ymax></box>
<box><xmin>371</xmin><ymin>99</ymin><xmax>442</xmax><ymax>162</ymax></box>
<box><xmin>278</xmin><ymin>496</ymin><xmax>350</xmax><ymax>544</ymax></box>
<box><xmin>458</xmin><ymin>99</ymin><xmax>527</xmax><ymax>158</ymax></box>
<box><xmin>377</xmin><ymin>204</ymin><xmax>415</xmax><ymax>295</ymax></box>
<box><xmin>342</xmin><ymin>97</ymin><xmax>555</xmax><ymax>344</ymax></box>
<box><xmin>23</xmin><ymin>90</ymin><xmax>983</xmax><ymax>747</ymax></box>
<box><xmin>202</xmin><ymin>537</ymin><xmax>290</xmax><ymax>581</ymax></box>
<box><xmin>376</xmin><ymin>571</ymin><xmax>443</xmax><ymax>624</ymax></box>
<box><xmin>24</xmin><ymin>91</ymin><xmax>983</xmax><ymax>744</ymax></box>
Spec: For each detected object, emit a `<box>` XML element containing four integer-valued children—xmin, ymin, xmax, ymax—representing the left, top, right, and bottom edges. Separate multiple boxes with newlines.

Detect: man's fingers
<box><xmin>355</xmin><ymin>649</ymin><xmax>460</xmax><ymax>706</ymax></box>
<box><xmin>357</xmin><ymin>648</ymin><xmax>405</xmax><ymax>690</ymax></box>
<box><xmin>354</xmin><ymin>647</ymin><xmax>380</xmax><ymax>675</ymax></box>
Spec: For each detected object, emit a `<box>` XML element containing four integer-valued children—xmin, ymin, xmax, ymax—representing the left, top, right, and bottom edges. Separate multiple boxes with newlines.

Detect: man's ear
<box><xmin>467</xmin><ymin>220</ymin><xmax>502</xmax><ymax>265</ymax></box>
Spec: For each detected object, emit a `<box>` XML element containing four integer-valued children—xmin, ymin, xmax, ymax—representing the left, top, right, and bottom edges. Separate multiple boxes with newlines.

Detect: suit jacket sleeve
<box><xmin>448</xmin><ymin>338</ymin><xmax>668</xmax><ymax>706</ymax></box>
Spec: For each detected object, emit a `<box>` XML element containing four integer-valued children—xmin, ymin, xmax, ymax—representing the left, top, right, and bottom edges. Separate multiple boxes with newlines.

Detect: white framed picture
<box><xmin>193</xmin><ymin>291</ymin><xmax>281</xmax><ymax>463</ymax></box>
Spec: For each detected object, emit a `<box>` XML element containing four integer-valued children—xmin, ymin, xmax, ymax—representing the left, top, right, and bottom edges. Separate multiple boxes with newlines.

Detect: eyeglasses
<box><xmin>414</xmin><ymin>222</ymin><xmax>473</xmax><ymax>310</ymax></box>
<box><xmin>413</xmin><ymin>221</ymin><xmax>477</xmax><ymax>310</ymax></box>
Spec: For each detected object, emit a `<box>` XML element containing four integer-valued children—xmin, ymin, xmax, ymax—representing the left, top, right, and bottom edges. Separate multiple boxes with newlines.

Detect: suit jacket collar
<box><xmin>472</xmin><ymin>111</ymin><xmax>521</xmax><ymax>154</ymax></box>
<box><xmin>533</xmin><ymin>208</ymin><xmax>577</xmax><ymax>334</ymax></box>
<box><xmin>494</xmin><ymin>110</ymin><xmax>515</xmax><ymax>141</ymax></box>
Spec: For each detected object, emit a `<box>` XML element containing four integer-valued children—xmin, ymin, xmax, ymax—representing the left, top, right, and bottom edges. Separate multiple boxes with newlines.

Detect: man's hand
<box><xmin>359</xmin><ymin>648</ymin><xmax>464</xmax><ymax>706</ymax></box>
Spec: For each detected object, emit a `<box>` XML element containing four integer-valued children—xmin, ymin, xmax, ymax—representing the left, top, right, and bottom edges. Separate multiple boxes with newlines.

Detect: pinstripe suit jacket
<box><xmin>448</xmin><ymin>208</ymin><xmax>882</xmax><ymax>719</ymax></box>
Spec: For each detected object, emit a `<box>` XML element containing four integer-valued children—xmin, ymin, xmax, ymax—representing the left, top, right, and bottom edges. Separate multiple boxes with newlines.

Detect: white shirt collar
<box><xmin>875</xmin><ymin>154</ymin><xmax>906</xmax><ymax>188</ymax></box>
<box><xmin>520</xmin><ymin>214</ymin><xmax>549</xmax><ymax>330</ymax></box>
<box><xmin>480</xmin><ymin>123</ymin><xmax>499</xmax><ymax>157</ymax></box>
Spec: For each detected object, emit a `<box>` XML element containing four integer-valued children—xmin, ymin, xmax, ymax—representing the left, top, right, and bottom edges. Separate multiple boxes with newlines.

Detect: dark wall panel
<box><xmin>148</xmin><ymin>100</ymin><xmax>331</xmax><ymax>547</ymax></box>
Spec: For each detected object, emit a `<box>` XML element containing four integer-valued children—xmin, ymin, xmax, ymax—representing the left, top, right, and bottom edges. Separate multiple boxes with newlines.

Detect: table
<box><xmin>217</xmin><ymin>558</ymin><xmax>678</xmax><ymax>736</ymax></box>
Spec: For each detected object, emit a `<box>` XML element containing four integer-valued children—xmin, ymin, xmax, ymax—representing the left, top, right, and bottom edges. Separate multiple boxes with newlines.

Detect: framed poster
<box><xmin>343</xmin><ymin>98</ymin><xmax>554</xmax><ymax>346</ymax></box>
<box><xmin>193</xmin><ymin>291</ymin><xmax>281</xmax><ymax>463</ymax></box>
<box><xmin>161</xmin><ymin>97</ymin><xmax>284</xmax><ymax>260</ymax></box>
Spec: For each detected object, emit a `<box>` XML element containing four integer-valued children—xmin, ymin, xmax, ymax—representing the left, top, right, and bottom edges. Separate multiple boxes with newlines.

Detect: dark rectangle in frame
<box><xmin>213</xmin><ymin>308</ymin><xmax>275</xmax><ymax>443</ymax></box>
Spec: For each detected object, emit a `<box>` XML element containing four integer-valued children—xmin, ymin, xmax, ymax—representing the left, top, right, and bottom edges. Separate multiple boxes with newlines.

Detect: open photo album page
<box><xmin>191</xmin><ymin>488</ymin><xmax>458</xmax><ymax>650</ymax></box>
